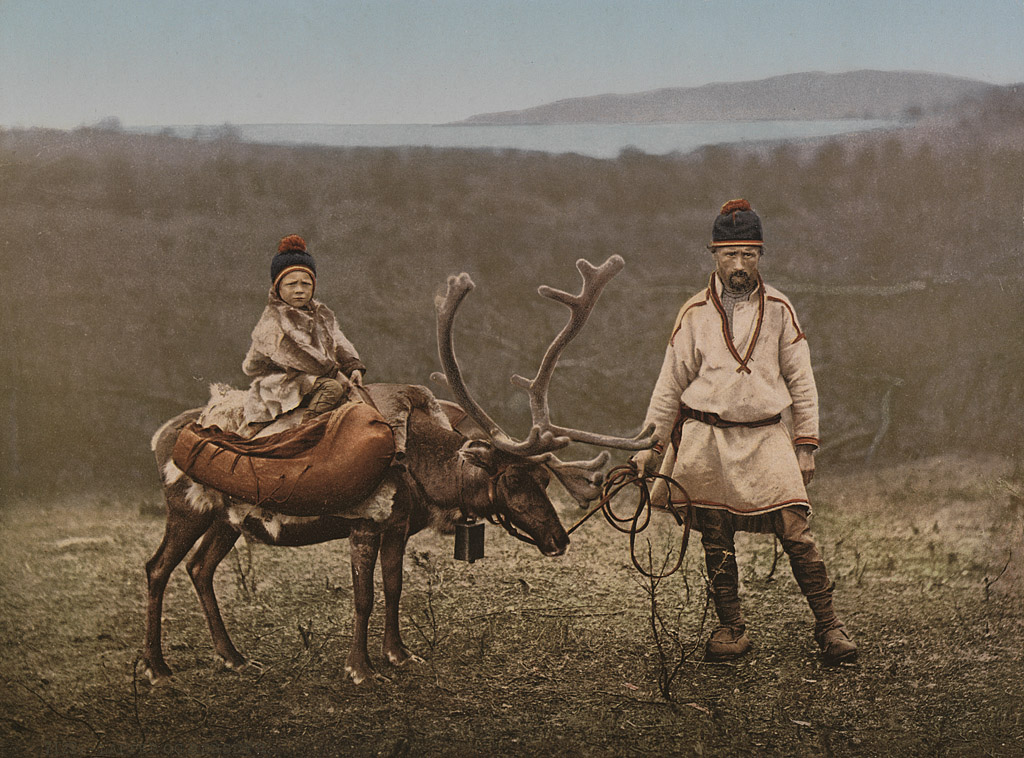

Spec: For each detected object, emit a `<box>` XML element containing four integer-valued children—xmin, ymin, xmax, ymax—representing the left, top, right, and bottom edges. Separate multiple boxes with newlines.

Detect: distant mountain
<box><xmin>456</xmin><ymin>70</ymin><xmax>998</xmax><ymax>124</ymax></box>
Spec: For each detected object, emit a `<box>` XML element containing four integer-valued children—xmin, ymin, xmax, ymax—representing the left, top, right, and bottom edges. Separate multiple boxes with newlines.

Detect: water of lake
<box><xmin>140</xmin><ymin>120</ymin><xmax>897</xmax><ymax>160</ymax></box>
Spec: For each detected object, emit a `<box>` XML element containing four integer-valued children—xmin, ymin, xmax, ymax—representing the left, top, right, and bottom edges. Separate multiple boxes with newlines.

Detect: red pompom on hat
<box><xmin>277</xmin><ymin>234</ymin><xmax>307</xmax><ymax>254</ymax></box>
<box><xmin>271</xmin><ymin>234</ymin><xmax>317</xmax><ymax>292</ymax></box>
<box><xmin>719</xmin><ymin>199</ymin><xmax>752</xmax><ymax>215</ymax></box>
<box><xmin>711</xmin><ymin>198</ymin><xmax>763</xmax><ymax>247</ymax></box>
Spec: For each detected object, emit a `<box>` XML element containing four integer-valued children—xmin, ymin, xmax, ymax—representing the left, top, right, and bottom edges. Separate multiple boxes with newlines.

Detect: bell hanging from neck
<box><xmin>454</xmin><ymin>518</ymin><xmax>485</xmax><ymax>562</ymax></box>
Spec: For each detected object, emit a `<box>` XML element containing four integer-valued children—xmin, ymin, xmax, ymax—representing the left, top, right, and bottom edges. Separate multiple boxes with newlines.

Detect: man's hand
<box><xmin>630</xmin><ymin>448</ymin><xmax>659</xmax><ymax>476</ymax></box>
<box><xmin>349</xmin><ymin>370</ymin><xmax>364</xmax><ymax>387</ymax></box>
<box><xmin>796</xmin><ymin>445</ymin><xmax>816</xmax><ymax>485</ymax></box>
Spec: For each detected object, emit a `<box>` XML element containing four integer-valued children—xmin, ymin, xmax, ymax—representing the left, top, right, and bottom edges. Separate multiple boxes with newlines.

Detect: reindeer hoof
<box><xmin>385</xmin><ymin>647</ymin><xmax>425</xmax><ymax>667</ymax></box>
<box><xmin>215</xmin><ymin>652</ymin><xmax>248</xmax><ymax>671</ymax></box>
<box><xmin>345</xmin><ymin>660</ymin><xmax>375</xmax><ymax>685</ymax></box>
<box><xmin>142</xmin><ymin>662</ymin><xmax>173</xmax><ymax>686</ymax></box>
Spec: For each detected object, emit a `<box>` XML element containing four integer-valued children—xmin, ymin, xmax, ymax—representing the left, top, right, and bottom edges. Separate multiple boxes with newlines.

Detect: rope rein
<box><xmin>568</xmin><ymin>465</ymin><xmax>694</xmax><ymax>579</ymax></box>
<box><xmin>462</xmin><ymin>462</ymin><xmax>694</xmax><ymax>567</ymax></box>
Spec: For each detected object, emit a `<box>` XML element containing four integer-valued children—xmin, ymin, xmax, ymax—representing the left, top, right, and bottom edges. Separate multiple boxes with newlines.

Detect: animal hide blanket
<box><xmin>172</xmin><ymin>402</ymin><xmax>395</xmax><ymax>517</ymax></box>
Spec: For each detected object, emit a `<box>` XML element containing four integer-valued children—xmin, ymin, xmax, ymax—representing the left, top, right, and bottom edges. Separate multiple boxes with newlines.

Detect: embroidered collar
<box><xmin>707</xmin><ymin>272</ymin><xmax>765</xmax><ymax>374</ymax></box>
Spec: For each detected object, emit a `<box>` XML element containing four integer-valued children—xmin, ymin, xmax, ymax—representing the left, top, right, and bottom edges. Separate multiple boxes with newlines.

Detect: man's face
<box><xmin>712</xmin><ymin>245</ymin><xmax>762</xmax><ymax>293</ymax></box>
<box><xmin>278</xmin><ymin>270</ymin><xmax>315</xmax><ymax>308</ymax></box>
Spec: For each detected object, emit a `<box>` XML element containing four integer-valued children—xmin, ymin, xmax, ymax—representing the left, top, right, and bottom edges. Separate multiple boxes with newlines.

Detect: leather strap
<box><xmin>671</xmin><ymin>405</ymin><xmax>782</xmax><ymax>449</ymax></box>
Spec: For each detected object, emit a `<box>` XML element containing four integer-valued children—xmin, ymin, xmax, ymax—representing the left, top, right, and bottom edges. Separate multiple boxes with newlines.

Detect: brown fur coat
<box><xmin>242</xmin><ymin>288</ymin><xmax>365</xmax><ymax>424</ymax></box>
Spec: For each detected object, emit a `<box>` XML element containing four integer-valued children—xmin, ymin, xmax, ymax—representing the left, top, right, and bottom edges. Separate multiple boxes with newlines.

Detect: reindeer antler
<box><xmin>432</xmin><ymin>256</ymin><xmax>655</xmax><ymax>459</ymax></box>
<box><xmin>541</xmin><ymin>451</ymin><xmax>611</xmax><ymax>508</ymax></box>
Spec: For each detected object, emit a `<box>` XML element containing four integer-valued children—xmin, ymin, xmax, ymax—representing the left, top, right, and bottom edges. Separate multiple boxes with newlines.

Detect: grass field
<box><xmin>4</xmin><ymin>98</ymin><xmax>1023</xmax><ymax>496</ymax></box>
<box><xmin>0</xmin><ymin>454</ymin><xmax>1020</xmax><ymax>757</ymax></box>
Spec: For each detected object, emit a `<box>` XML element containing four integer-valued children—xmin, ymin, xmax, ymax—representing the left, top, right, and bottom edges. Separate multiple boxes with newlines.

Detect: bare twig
<box><xmin>1</xmin><ymin>675</ymin><xmax>103</xmax><ymax>751</ymax></box>
<box><xmin>409</xmin><ymin>551</ymin><xmax>445</xmax><ymax>653</ymax></box>
<box><xmin>231</xmin><ymin>540</ymin><xmax>257</xmax><ymax>601</ymax></box>
<box><xmin>638</xmin><ymin>541</ymin><xmax>688</xmax><ymax>701</ymax></box>
<box><xmin>865</xmin><ymin>378</ymin><xmax>903</xmax><ymax>462</ymax></box>
<box><xmin>983</xmin><ymin>552</ymin><xmax>1013</xmax><ymax>602</ymax></box>
<box><xmin>130</xmin><ymin>657</ymin><xmax>148</xmax><ymax>758</ymax></box>
<box><xmin>298</xmin><ymin>619</ymin><xmax>314</xmax><ymax>650</ymax></box>
<box><xmin>997</xmin><ymin>477</ymin><xmax>1023</xmax><ymax>503</ymax></box>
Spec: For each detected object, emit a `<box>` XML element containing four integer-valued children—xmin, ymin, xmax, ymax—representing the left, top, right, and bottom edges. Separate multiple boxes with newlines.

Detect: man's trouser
<box><xmin>696</xmin><ymin>506</ymin><xmax>842</xmax><ymax>635</ymax></box>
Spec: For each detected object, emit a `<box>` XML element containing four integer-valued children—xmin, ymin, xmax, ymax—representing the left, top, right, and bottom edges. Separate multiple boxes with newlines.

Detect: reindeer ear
<box><xmin>459</xmin><ymin>439</ymin><xmax>499</xmax><ymax>474</ymax></box>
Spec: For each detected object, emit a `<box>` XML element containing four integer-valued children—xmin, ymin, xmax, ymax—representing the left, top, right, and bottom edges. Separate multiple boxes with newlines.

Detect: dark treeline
<box><xmin>2</xmin><ymin>88</ymin><xmax>1022</xmax><ymax>497</ymax></box>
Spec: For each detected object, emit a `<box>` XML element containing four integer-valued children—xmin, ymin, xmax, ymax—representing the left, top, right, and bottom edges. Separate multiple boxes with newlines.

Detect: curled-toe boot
<box><xmin>704</xmin><ymin>547</ymin><xmax>752</xmax><ymax>661</ymax></box>
<box><xmin>792</xmin><ymin>560</ymin><xmax>858</xmax><ymax>664</ymax></box>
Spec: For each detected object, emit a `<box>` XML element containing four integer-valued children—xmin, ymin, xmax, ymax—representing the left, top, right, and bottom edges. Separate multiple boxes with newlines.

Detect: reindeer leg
<box><xmin>381</xmin><ymin>524</ymin><xmax>424</xmax><ymax>667</ymax></box>
<box><xmin>186</xmin><ymin>519</ymin><xmax>247</xmax><ymax>671</ymax></box>
<box><xmin>143</xmin><ymin>507</ymin><xmax>215</xmax><ymax>684</ymax></box>
<box><xmin>345</xmin><ymin>528</ymin><xmax>382</xmax><ymax>684</ymax></box>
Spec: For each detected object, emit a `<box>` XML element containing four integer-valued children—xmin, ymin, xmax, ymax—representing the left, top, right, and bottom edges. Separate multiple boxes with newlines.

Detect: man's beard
<box><xmin>726</xmin><ymin>271</ymin><xmax>755</xmax><ymax>293</ymax></box>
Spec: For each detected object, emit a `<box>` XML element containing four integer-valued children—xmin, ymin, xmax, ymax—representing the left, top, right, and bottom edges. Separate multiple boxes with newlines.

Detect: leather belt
<box><xmin>671</xmin><ymin>405</ymin><xmax>782</xmax><ymax>451</ymax></box>
<box><xmin>680</xmin><ymin>405</ymin><xmax>782</xmax><ymax>429</ymax></box>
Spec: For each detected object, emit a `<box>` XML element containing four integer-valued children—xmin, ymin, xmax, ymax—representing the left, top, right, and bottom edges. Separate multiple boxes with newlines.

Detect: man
<box><xmin>632</xmin><ymin>199</ymin><xmax>857</xmax><ymax>664</ymax></box>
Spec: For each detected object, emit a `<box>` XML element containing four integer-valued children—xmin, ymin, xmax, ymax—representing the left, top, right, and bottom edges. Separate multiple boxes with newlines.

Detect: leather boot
<box><xmin>304</xmin><ymin>377</ymin><xmax>348</xmax><ymax>421</ymax></box>
<box><xmin>704</xmin><ymin>547</ymin><xmax>751</xmax><ymax>661</ymax></box>
<box><xmin>791</xmin><ymin>560</ymin><xmax>858</xmax><ymax>664</ymax></box>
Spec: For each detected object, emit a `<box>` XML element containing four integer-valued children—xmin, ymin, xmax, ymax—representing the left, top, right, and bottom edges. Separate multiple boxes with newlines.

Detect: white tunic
<box><xmin>642</xmin><ymin>273</ymin><xmax>819</xmax><ymax>515</ymax></box>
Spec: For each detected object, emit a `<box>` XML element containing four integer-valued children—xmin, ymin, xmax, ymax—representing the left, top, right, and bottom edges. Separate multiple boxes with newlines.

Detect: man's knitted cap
<box><xmin>271</xmin><ymin>235</ymin><xmax>317</xmax><ymax>291</ymax></box>
<box><xmin>711</xmin><ymin>199</ymin><xmax>764</xmax><ymax>247</ymax></box>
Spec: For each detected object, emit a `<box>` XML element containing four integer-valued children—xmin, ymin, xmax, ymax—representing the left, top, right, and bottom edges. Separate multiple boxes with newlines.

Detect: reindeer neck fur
<box><xmin>403</xmin><ymin>410</ymin><xmax>491</xmax><ymax>533</ymax></box>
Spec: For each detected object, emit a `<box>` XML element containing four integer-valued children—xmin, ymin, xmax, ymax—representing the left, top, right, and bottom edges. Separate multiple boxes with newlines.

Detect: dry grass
<box><xmin>0</xmin><ymin>454</ymin><xmax>1021</xmax><ymax>757</ymax></box>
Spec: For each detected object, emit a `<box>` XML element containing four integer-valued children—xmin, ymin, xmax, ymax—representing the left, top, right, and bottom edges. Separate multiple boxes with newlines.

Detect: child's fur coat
<box><xmin>242</xmin><ymin>287</ymin><xmax>365</xmax><ymax>426</ymax></box>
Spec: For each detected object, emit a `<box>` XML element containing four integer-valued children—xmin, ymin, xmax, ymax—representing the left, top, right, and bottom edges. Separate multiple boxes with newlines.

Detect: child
<box><xmin>242</xmin><ymin>235</ymin><xmax>366</xmax><ymax>430</ymax></box>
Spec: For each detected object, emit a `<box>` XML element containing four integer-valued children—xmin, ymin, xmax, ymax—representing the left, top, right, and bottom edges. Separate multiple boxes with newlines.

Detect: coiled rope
<box><xmin>568</xmin><ymin>465</ymin><xmax>693</xmax><ymax>579</ymax></box>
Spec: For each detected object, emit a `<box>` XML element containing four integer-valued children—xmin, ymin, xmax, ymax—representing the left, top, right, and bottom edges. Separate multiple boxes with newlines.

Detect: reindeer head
<box><xmin>433</xmin><ymin>256</ymin><xmax>656</xmax><ymax>530</ymax></box>
<box><xmin>454</xmin><ymin>439</ymin><xmax>567</xmax><ymax>556</ymax></box>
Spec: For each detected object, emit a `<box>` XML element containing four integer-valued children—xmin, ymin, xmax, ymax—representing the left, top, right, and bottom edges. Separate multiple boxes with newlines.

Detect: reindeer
<box><xmin>143</xmin><ymin>256</ymin><xmax>653</xmax><ymax>685</ymax></box>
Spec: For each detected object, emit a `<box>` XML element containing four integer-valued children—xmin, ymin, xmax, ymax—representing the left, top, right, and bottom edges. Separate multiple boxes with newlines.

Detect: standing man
<box><xmin>632</xmin><ymin>199</ymin><xmax>857</xmax><ymax>664</ymax></box>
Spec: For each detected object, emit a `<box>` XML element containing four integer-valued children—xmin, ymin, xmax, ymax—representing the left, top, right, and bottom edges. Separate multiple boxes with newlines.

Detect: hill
<box><xmin>457</xmin><ymin>70</ymin><xmax>998</xmax><ymax>124</ymax></box>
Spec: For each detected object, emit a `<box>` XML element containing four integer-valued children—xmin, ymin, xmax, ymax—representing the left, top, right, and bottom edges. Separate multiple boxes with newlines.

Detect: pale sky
<box><xmin>2</xmin><ymin>0</ymin><xmax>1022</xmax><ymax>128</ymax></box>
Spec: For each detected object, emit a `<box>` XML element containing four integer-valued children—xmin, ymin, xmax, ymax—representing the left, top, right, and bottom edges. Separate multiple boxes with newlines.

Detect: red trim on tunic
<box><xmin>793</xmin><ymin>436</ymin><xmax>820</xmax><ymax>447</ymax></box>
<box><xmin>747</xmin><ymin>283</ymin><xmax>765</xmax><ymax>368</ymax></box>
<box><xmin>767</xmin><ymin>295</ymin><xmax>806</xmax><ymax>344</ymax></box>
<box><xmin>692</xmin><ymin>498</ymin><xmax>811</xmax><ymax>514</ymax></box>
<box><xmin>669</xmin><ymin>299</ymin><xmax>708</xmax><ymax>346</ymax></box>
<box><xmin>707</xmin><ymin>273</ymin><xmax>764</xmax><ymax>374</ymax></box>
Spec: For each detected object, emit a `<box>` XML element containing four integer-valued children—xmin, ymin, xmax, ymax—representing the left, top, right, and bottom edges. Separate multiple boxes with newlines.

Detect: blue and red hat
<box><xmin>271</xmin><ymin>235</ymin><xmax>317</xmax><ymax>292</ymax></box>
<box><xmin>710</xmin><ymin>199</ymin><xmax>764</xmax><ymax>247</ymax></box>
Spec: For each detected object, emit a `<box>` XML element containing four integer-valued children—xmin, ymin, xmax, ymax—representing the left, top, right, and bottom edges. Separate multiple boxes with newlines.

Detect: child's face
<box><xmin>278</xmin><ymin>270</ymin><xmax>314</xmax><ymax>308</ymax></box>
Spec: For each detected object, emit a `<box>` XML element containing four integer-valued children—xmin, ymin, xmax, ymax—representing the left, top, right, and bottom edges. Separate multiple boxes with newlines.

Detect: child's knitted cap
<box><xmin>271</xmin><ymin>235</ymin><xmax>317</xmax><ymax>292</ymax></box>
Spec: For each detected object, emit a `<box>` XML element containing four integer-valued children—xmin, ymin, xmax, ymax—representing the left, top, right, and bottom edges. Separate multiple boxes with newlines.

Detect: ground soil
<box><xmin>1</xmin><ymin>454</ymin><xmax>1021</xmax><ymax>757</ymax></box>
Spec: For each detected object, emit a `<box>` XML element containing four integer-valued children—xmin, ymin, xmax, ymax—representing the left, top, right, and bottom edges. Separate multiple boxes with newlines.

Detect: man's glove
<box><xmin>630</xmin><ymin>447</ymin><xmax>660</xmax><ymax>476</ymax></box>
